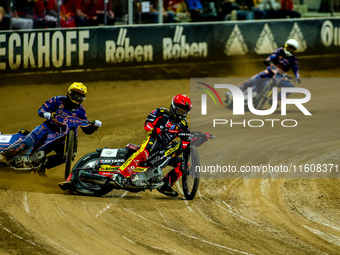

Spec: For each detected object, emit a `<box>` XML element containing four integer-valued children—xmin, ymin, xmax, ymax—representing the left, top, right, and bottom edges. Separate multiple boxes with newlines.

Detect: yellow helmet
<box><xmin>67</xmin><ymin>82</ymin><xmax>87</xmax><ymax>104</ymax></box>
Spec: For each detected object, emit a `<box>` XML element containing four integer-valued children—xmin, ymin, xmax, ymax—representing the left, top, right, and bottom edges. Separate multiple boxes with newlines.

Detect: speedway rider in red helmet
<box><xmin>112</xmin><ymin>94</ymin><xmax>192</xmax><ymax>197</ymax></box>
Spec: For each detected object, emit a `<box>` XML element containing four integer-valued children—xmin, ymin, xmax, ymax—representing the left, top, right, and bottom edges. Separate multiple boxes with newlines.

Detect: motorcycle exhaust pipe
<box><xmin>79</xmin><ymin>172</ymin><xmax>107</xmax><ymax>186</ymax></box>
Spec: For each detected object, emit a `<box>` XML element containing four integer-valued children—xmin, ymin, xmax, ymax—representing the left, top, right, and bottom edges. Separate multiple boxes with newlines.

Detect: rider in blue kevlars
<box><xmin>226</xmin><ymin>39</ymin><xmax>301</xmax><ymax>104</ymax></box>
<box><xmin>0</xmin><ymin>82</ymin><xmax>102</xmax><ymax>168</ymax></box>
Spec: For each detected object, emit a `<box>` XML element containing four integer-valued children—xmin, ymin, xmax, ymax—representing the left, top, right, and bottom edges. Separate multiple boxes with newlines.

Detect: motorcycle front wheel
<box><xmin>64</xmin><ymin>129</ymin><xmax>75</xmax><ymax>180</ymax></box>
<box><xmin>254</xmin><ymin>81</ymin><xmax>273</xmax><ymax>110</ymax></box>
<box><xmin>182</xmin><ymin>146</ymin><xmax>200</xmax><ymax>200</ymax></box>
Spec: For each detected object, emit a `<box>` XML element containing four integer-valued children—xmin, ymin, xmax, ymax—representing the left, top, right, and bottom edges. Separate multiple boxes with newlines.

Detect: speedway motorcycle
<box><xmin>59</xmin><ymin>130</ymin><xmax>214</xmax><ymax>200</ymax></box>
<box><xmin>226</xmin><ymin>63</ymin><xmax>298</xmax><ymax>110</ymax></box>
<box><xmin>0</xmin><ymin>113</ymin><xmax>94</xmax><ymax>179</ymax></box>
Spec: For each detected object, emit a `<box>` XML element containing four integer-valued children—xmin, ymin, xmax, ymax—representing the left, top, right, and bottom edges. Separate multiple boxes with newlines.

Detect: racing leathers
<box><xmin>238</xmin><ymin>47</ymin><xmax>300</xmax><ymax>94</ymax></box>
<box><xmin>1</xmin><ymin>96</ymin><xmax>98</xmax><ymax>169</ymax></box>
<box><xmin>116</xmin><ymin>107</ymin><xmax>190</xmax><ymax>188</ymax></box>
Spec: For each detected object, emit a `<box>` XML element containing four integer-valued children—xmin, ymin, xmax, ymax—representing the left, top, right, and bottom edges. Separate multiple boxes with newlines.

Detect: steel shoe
<box><xmin>0</xmin><ymin>154</ymin><xmax>10</xmax><ymax>166</ymax></box>
<box><xmin>157</xmin><ymin>183</ymin><xmax>178</xmax><ymax>197</ymax></box>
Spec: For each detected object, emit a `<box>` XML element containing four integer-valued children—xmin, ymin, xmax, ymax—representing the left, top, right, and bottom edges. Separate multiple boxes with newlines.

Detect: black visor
<box><xmin>70</xmin><ymin>91</ymin><xmax>86</xmax><ymax>103</ymax></box>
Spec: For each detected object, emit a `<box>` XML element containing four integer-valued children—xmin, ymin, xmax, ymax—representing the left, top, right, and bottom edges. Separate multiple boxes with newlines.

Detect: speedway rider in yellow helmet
<box><xmin>0</xmin><ymin>82</ymin><xmax>102</xmax><ymax>170</ymax></box>
<box><xmin>67</xmin><ymin>82</ymin><xmax>87</xmax><ymax>104</ymax></box>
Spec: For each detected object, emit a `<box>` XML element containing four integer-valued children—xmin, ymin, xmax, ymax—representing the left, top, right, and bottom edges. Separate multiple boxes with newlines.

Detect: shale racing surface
<box><xmin>0</xmin><ymin>64</ymin><xmax>339</xmax><ymax>255</ymax></box>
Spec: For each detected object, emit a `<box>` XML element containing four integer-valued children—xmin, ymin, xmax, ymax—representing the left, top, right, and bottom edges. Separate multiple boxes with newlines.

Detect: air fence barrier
<box><xmin>0</xmin><ymin>17</ymin><xmax>339</xmax><ymax>75</ymax></box>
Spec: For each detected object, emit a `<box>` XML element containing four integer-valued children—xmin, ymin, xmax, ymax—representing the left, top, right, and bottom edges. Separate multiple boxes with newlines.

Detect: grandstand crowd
<box><xmin>0</xmin><ymin>0</ymin><xmax>303</xmax><ymax>29</ymax></box>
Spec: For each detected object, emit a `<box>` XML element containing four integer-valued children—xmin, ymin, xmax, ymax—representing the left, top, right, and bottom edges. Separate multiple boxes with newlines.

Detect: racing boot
<box><xmin>157</xmin><ymin>182</ymin><xmax>178</xmax><ymax>197</ymax></box>
<box><xmin>157</xmin><ymin>172</ymin><xmax>180</xmax><ymax>197</ymax></box>
<box><xmin>158</xmin><ymin>162</ymin><xmax>183</xmax><ymax>197</ymax></box>
<box><xmin>0</xmin><ymin>153</ymin><xmax>10</xmax><ymax>166</ymax></box>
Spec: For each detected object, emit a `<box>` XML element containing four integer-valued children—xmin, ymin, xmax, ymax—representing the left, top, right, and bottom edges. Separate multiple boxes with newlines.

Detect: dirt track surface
<box><xmin>0</xmin><ymin>63</ymin><xmax>340</xmax><ymax>255</ymax></box>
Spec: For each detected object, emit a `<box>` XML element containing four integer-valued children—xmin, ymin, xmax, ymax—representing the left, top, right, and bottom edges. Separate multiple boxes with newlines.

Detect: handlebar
<box><xmin>269</xmin><ymin>63</ymin><xmax>301</xmax><ymax>84</ymax></box>
<box><xmin>52</xmin><ymin>113</ymin><xmax>92</xmax><ymax>128</ymax></box>
<box><xmin>270</xmin><ymin>63</ymin><xmax>292</xmax><ymax>78</ymax></box>
<box><xmin>168</xmin><ymin>129</ymin><xmax>215</xmax><ymax>140</ymax></box>
<box><xmin>206</xmin><ymin>133</ymin><xmax>215</xmax><ymax>139</ymax></box>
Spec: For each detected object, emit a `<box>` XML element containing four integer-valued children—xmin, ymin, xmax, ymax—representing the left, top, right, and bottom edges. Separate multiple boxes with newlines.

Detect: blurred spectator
<box><xmin>0</xmin><ymin>5</ymin><xmax>4</xmax><ymax>16</ymax></box>
<box><xmin>234</xmin><ymin>0</ymin><xmax>254</xmax><ymax>19</ymax></box>
<box><xmin>205</xmin><ymin>0</ymin><xmax>235</xmax><ymax>20</ymax></box>
<box><xmin>164</xmin><ymin>0</ymin><xmax>191</xmax><ymax>22</ymax></box>
<box><xmin>15</xmin><ymin>0</ymin><xmax>54</xmax><ymax>28</ymax></box>
<box><xmin>16</xmin><ymin>0</ymin><xmax>57</xmax><ymax>27</ymax></box>
<box><xmin>214</xmin><ymin>0</ymin><xmax>233</xmax><ymax>20</ymax></box>
<box><xmin>33</xmin><ymin>0</ymin><xmax>45</xmax><ymax>18</ymax></box>
<box><xmin>319</xmin><ymin>0</ymin><xmax>331</xmax><ymax>12</ymax></box>
<box><xmin>186</xmin><ymin>0</ymin><xmax>230</xmax><ymax>21</ymax></box>
<box><xmin>280</xmin><ymin>0</ymin><xmax>300</xmax><ymax>18</ymax></box>
<box><xmin>141</xmin><ymin>0</ymin><xmax>175</xmax><ymax>23</ymax></box>
<box><xmin>53</xmin><ymin>0</ymin><xmax>77</xmax><ymax>27</ymax></box>
<box><xmin>64</xmin><ymin>0</ymin><xmax>89</xmax><ymax>26</ymax></box>
<box><xmin>45</xmin><ymin>0</ymin><xmax>58</xmax><ymax>17</ymax></box>
<box><xmin>0</xmin><ymin>5</ymin><xmax>9</xmax><ymax>29</ymax></box>
<box><xmin>256</xmin><ymin>0</ymin><xmax>281</xmax><ymax>19</ymax></box>
<box><xmin>95</xmin><ymin>0</ymin><xmax>115</xmax><ymax>25</ymax></box>
<box><xmin>201</xmin><ymin>0</ymin><xmax>218</xmax><ymax>20</ymax></box>
<box><xmin>0</xmin><ymin>0</ymin><xmax>34</xmax><ymax>29</ymax></box>
<box><xmin>185</xmin><ymin>0</ymin><xmax>207</xmax><ymax>21</ymax></box>
<box><xmin>234</xmin><ymin>0</ymin><xmax>266</xmax><ymax>19</ymax></box>
<box><xmin>16</xmin><ymin>0</ymin><xmax>34</xmax><ymax>18</ymax></box>
<box><xmin>113</xmin><ymin>0</ymin><xmax>140</xmax><ymax>24</ymax></box>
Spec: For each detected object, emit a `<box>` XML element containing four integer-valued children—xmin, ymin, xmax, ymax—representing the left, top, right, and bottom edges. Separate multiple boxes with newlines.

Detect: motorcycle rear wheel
<box><xmin>71</xmin><ymin>151</ymin><xmax>114</xmax><ymax>196</ymax></box>
<box><xmin>182</xmin><ymin>146</ymin><xmax>200</xmax><ymax>200</ymax></box>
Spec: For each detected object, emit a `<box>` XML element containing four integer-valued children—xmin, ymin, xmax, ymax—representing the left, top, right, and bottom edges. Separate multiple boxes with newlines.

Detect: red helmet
<box><xmin>170</xmin><ymin>94</ymin><xmax>192</xmax><ymax>120</ymax></box>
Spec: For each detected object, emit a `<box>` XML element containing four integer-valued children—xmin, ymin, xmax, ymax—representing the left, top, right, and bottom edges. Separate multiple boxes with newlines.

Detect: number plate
<box><xmin>0</xmin><ymin>135</ymin><xmax>12</xmax><ymax>143</ymax></box>
<box><xmin>100</xmin><ymin>148</ymin><xmax>118</xmax><ymax>157</ymax></box>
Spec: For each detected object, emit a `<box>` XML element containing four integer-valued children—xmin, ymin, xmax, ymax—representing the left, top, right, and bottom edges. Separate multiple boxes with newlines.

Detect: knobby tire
<box><xmin>182</xmin><ymin>146</ymin><xmax>200</xmax><ymax>200</ymax></box>
<box><xmin>64</xmin><ymin>129</ymin><xmax>75</xmax><ymax>180</ymax></box>
<box><xmin>254</xmin><ymin>82</ymin><xmax>273</xmax><ymax>110</ymax></box>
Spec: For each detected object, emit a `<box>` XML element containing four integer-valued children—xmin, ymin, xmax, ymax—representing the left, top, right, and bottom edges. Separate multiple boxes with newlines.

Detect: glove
<box><xmin>152</xmin><ymin>127</ymin><xmax>167</xmax><ymax>143</ymax></box>
<box><xmin>152</xmin><ymin>127</ymin><xmax>162</xmax><ymax>136</ymax></box>
<box><xmin>294</xmin><ymin>78</ymin><xmax>301</xmax><ymax>84</ymax></box>
<box><xmin>263</xmin><ymin>60</ymin><xmax>272</xmax><ymax>66</ymax></box>
<box><xmin>93</xmin><ymin>120</ymin><xmax>102</xmax><ymax>127</ymax></box>
<box><xmin>43</xmin><ymin>112</ymin><xmax>52</xmax><ymax>120</ymax></box>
